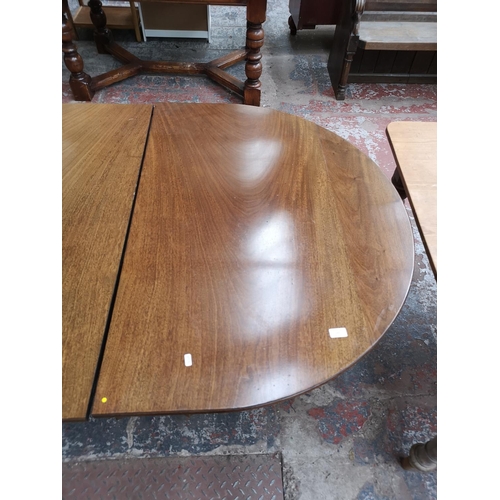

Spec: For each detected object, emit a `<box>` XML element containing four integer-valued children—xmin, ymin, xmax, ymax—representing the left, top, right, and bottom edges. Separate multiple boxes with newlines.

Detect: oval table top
<box><xmin>91</xmin><ymin>103</ymin><xmax>414</xmax><ymax>417</ymax></box>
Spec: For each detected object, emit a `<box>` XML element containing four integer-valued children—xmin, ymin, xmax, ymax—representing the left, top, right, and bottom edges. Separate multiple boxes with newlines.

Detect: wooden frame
<box><xmin>69</xmin><ymin>0</ymin><xmax>142</xmax><ymax>42</ymax></box>
<box><xmin>138</xmin><ymin>3</ymin><xmax>211</xmax><ymax>41</ymax></box>
<box><xmin>62</xmin><ymin>0</ymin><xmax>267</xmax><ymax>106</ymax></box>
<box><xmin>327</xmin><ymin>0</ymin><xmax>437</xmax><ymax>100</ymax></box>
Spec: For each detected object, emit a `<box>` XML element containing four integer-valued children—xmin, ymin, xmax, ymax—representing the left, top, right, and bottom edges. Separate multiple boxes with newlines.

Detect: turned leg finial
<box><xmin>62</xmin><ymin>12</ymin><xmax>94</xmax><ymax>101</ymax></box>
<box><xmin>244</xmin><ymin>21</ymin><xmax>264</xmax><ymax>106</ymax></box>
<box><xmin>402</xmin><ymin>436</ymin><xmax>437</xmax><ymax>472</ymax></box>
<box><xmin>88</xmin><ymin>0</ymin><xmax>112</xmax><ymax>54</ymax></box>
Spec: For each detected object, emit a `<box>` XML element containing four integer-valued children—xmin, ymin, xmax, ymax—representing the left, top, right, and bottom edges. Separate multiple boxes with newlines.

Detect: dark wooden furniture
<box><xmin>62</xmin><ymin>103</ymin><xmax>153</xmax><ymax>421</ymax></box>
<box><xmin>288</xmin><ymin>0</ymin><xmax>341</xmax><ymax>35</ymax></box>
<box><xmin>328</xmin><ymin>0</ymin><xmax>437</xmax><ymax>100</ymax></box>
<box><xmin>62</xmin><ymin>0</ymin><xmax>267</xmax><ymax>106</ymax></box>
<box><xmin>68</xmin><ymin>1</ymin><xmax>142</xmax><ymax>42</ymax></box>
<box><xmin>386</xmin><ymin>120</ymin><xmax>437</xmax><ymax>471</ymax></box>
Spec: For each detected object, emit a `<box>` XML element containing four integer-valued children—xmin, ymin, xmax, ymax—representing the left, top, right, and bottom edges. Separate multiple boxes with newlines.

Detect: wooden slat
<box><xmin>386</xmin><ymin>121</ymin><xmax>437</xmax><ymax>276</ymax></box>
<box><xmin>62</xmin><ymin>103</ymin><xmax>153</xmax><ymax>421</ymax></box>
<box><xmin>391</xmin><ymin>50</ymin><xmax>417</xmax><ymax>73</ymax></box>
<box><xmin>358</xmin><ymin>49</ymin><xmax>379</xmax><ymax>74</ymax></box>
<box><xmin>349</xmin><ymin>73</ymin><xmax>436</xmax><ymax>83</ymax></box>
<box><xmin>92</xmin><ymin>103</ymin><xmax>414</xmax><ymax>417</ymax></box>
<box><xmin>205</xmin><ymin>66</ymin><xmax>245</xmax><ymax>95</ymax></box>
<box><xmin>139</xmin><ymin>3</ymin><xmax>208</xmax><ymax>31</ymax></box>
<box><xmin>138</xmin><ymin>0</ymin><xmax>247</xmax><ymax>5</ymax></box>
<box><xmin>72</xmin><ymin>5</ymin><xmax>137</xmax><ymax>29</ymax></box>
<box><xmin>209</xmin><ymin>49</ymin><xmax>248</xmax><ymax>70</ymax></box>
<box><xmin>364</xmin><ymin>0</ymin><xmax>437</xmax><ymax>11</ymax></box>
<box><xmin>91</xmin><ymin>63</ymin><xmax>143</xmax><ymax>91</ymax></box>
<box><xmin>362</xmin><ymin>11</ymin><xmax>436</xmax><ymax>22</ymax></box>
<box><xmin>409</xmin><ymin>50</ymin><xmax>435</xmax><ymax>75</ymax></box>
<box><xmin>373</xmin><ymin>51</ymin><xmax>397</xmax><ymax>74</ymax></box>
<box><xmin>359</xmin><ymin>22</ymin><xmax>437</xmax><ymax>50</ymax></box>
<box><xmin>140</xmin><ymin>60</ymin><xmax>206</xmax><ymax>73</ymax></box>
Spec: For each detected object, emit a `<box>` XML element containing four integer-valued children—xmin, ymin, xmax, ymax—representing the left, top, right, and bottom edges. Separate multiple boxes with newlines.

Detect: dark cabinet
<box><xmin>288</xmin><ymin>0</ymin><xmax>341</xmax><ymax>34</ymax></box>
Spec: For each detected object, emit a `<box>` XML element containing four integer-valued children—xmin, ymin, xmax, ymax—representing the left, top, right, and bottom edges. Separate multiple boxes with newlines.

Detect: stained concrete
<box><xmin>62</xmin><ymin>1</ymin><xmax>437</xmax><ymax>498</ymax></box>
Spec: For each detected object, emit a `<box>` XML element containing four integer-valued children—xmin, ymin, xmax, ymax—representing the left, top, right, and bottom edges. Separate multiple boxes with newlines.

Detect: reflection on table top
<box><xmin>88</xmin><ymin>103</ymin><xmax>414</xmax><ymax>417</ymax></box>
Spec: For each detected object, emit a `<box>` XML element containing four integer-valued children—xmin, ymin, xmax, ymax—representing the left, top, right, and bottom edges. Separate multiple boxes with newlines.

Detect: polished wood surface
<box><xmin>359</xmin><ymin>22</ymin><xmax>437</xmax><ymax>51</ymax></box>
<box><xmin>62</xmin><ymin>103</ymin><xmax>153</xmax><ymax>421</ymax></box>
<box><xmin>92</xmin><ymin>103</ymin><xmax>414</xmax><ymax>417</ymax></box>
<box><xmin>386</xmin><ymin>121</ymin><xmax>437</xmax><ymax>276</ymax></box>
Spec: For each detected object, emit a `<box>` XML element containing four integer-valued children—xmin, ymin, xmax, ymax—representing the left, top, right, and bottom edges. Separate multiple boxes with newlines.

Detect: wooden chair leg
<box><xmin>129</xmin><ymin>1</ymin><xmax>142</xmax><ymax>42</ymax></box>
<box><xmin>402</xmin><ymin>436</ymin><xmax>437</xmax><ymax>472</ymax></box>
<box><xmin>88</xmin><ymin>0</ymin><xmax>113</xmax><ymax>54</ymax></box>
<box><xmin>63</xmin><ymin>0</ymin><xmax>79</xmax><ymax>40</ymax></box>
<box><xmin>391</xmin><ymin>168</ymin><xmax>407</xmax><ymax>200</ymax></box>
<box><xmin>63</xmin><ymin>10</ymin><xmax>94</xmax><ymax>101</ymax></box>
<box><xmin>338</xmin><ymin>34</ymin><xmax>359</xmax><ymax>100</ymax></box>
<box><xmin>327</xmin><ymin>0</ymin><xmax>365</xmax><ymax>100</ymax></box>
<box><xmin>328</xmin><ymin>23</ymin><xmax>360</xmax><ymax>101</ymax></box>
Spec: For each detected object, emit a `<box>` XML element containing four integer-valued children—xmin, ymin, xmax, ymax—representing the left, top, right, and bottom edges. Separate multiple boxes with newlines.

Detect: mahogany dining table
<box><xmin>62</xmin><ymin>102</ymin><xmax>414</xmax><ymax>421</ymax></box>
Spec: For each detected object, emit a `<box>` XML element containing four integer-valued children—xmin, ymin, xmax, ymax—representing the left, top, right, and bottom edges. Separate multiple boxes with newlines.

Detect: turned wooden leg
<box><xmin>244</xmin><ymin>21</ymin><xmax>264</xmax><ymax>106</ymax></box>
<box><xmin>402</xmin><ymin>436</ymin><xmax>437</xmax><ymax>472</ymax></box>
<box><xmin>88</xmin><ymin>0</ymin><xmax>112</xmax><ymax>54</ymax></box>
<box><xmin>391</xmin><ymin>168</ymin><xmax>408</xmax><ymax>200</ymax></box>
<box><xmin>335</xmin><ymin>34</ymin><xmax>358</xmax><ymax>101</ymax></box>
<box><xmin>62</xmin><ymin>12</ymin><xmax>94</xmax><ymax>101</ymax></box>
<box><xmin>62</xmin><ymin>0</ymin><xmax>79</xmax><ymax>41</ymax></box>
<box><xmin>288</xmin><ymin>15</ymin><xmax>297</xmax><ymax>36</ymax></box>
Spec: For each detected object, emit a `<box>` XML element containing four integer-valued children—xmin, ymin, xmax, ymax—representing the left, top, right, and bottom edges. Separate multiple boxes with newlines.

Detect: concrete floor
<box><xmin>62</xmin><ymin>1</ymin><xmax>437</xmax><ymax>498</ymax></box>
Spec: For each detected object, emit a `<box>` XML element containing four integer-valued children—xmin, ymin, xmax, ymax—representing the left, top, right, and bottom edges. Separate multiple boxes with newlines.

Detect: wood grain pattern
<box><xmin>62</xmin><ymin>103</ymin><xmax>153</xmax><ymax>421</ymax></box>
<box><xmin>387</xmin><ymin>121</ymin><xmax>437</xmax><ymax>276</ymax></box>
<box><xmin>92</xmin><ymin>103</ymin><xmax>414</xmax><ymax>417</ymax></box>
<box><xmin>359</xmin><ymin>22</ymin><xmax>437</xmax><ymax>50</ymax></box>
<box><xmin>365</xmin><ymin>0</ymin><xmax>437</xmax><ymax>11</ymax></box>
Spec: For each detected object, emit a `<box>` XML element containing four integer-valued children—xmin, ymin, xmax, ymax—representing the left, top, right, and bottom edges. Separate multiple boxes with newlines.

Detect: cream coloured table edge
<box><xmin>387</xmin><ymin>121</ymin><xmax>437</xmax><ymax>279</ymax></box>
<box><xmin>386</xmin><ymin>120</ymin><xmax>437</xmax><ymax>472</ymax></box>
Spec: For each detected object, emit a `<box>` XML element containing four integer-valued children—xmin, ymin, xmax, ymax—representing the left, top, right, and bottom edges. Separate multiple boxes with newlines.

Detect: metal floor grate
<box><xmin>62</xmin><ymin>453</ymin><xmax>284</xmax><ymax>499</ymax></box>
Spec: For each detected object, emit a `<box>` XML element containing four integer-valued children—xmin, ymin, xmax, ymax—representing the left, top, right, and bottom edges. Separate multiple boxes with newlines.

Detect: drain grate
<box><xmin>62</xmin><ymin>453</ymin><xmax>284</xmax><ymax>499</ymax></box>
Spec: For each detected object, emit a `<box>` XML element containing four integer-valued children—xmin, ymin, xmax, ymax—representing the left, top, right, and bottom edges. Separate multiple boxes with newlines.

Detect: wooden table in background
<box><xmin>62</xmin><ymin>103</ymin><xmax>153</xmax><ymax>421</ymax></box>
<box><xmin>62</xmin><ymin>0</ymin><xmax>267</xmax><ymax>106</ymax></box>
<box><xmin>387</xmin><ymin>121</ymin><xmax>437</xmax><ymax>277</ymax></box>
<box><xmin>63</xmin><ymin>102</ymin><xmax>414</xmax><ymax>420</ymax></box>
